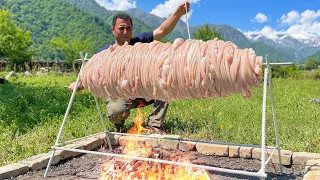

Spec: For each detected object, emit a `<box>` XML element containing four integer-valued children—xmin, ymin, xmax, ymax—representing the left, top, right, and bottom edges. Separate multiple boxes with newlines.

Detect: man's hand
<box><xmin>174</xmin><ymin>1</ymin><xmax>190</xmax><ymax>16</ymax></box>
<box><xmin>67</xmin><ymin>82</ymin><xmax>84</xmax><ymax>92</ymax></box>
<box><xmin>153</xmin><ymin>1</ymin><xmax>191</xmax><ymax>40</ymax></box>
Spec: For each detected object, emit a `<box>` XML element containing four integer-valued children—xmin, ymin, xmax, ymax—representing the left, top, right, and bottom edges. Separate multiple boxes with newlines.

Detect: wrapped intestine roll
<box><xmin>80</xmin><ymin>38</ymin><xmax>263</xmax><ymax>101</ymax></box>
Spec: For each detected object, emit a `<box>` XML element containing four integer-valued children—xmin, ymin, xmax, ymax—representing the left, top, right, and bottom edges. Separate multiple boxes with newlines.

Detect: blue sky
<box><xmin>95</xmin><ymin>0</ymin><xmax>320</xmax><ymax>36</ymax></box>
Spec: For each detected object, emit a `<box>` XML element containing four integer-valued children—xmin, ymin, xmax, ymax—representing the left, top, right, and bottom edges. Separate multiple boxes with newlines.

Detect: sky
<box><xmin>95</xmin><ymin>0</ymin><xmax>320</xmax><ymax>37</ymax></box>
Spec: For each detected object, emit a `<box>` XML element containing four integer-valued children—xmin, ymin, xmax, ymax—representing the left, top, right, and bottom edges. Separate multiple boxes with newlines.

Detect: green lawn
<box><xmin>0</xmin><ymin>72</ymin><xmax>319</xmax><ymax>166</ymax></box>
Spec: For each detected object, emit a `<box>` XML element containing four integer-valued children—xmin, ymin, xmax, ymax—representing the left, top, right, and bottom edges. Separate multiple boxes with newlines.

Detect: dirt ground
<box><xmin>14</xmin><ymin>147</ymin><xmax>305</xmax><ymax>180</ymax></box>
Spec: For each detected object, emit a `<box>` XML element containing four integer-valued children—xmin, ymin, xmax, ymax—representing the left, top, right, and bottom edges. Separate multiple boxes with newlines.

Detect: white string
<box><xmin>184</xmin><ymin>2</ymin><xmax>191</xmax><ymax>39</ymax></box>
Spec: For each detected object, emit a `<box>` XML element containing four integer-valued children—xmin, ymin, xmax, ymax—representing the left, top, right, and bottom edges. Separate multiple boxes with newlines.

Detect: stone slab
<box><xmin>252</xmin><ymin>148</ymin><xmax>292</xmax><ymax>165</ymax></box>
<box><xmin>19</xmin><ymin>152</ymin><xmax>61</xmax><ymax>171</ymax></box>
<box><xmin>196</xmin><ymin>143</ymin><xmax>228</xmax><ymax>157</ymax></box>
<box><xmin>293</xmin><ymin>152</ymin><xmax>320</xmax><ymax>165</ymax></box>
<box><xmin>229</xmin><ymin>146</ymin><xmax>240</xmax><ymax>158</ymax></box>
<box><xmin>0</xmin><ymin>163</ymin><xmax>29</xmax><ymax>179</ymax></box>
<box><xmin>240</xmin><ymin>147</ymin><xmax>253</xmax><ymax>159</ymax></box>
<box><xmin>179</xmin><ymin>141</ymin><xmax>197</xmax><ymax>152</ymax></box>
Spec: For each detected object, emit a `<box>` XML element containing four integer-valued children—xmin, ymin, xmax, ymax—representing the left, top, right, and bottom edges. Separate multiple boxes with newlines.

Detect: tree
<box><xmin>0</xmin><ymin>10</ymin><xmax>32</xmax><ymax>66</ymax></box>
<box><xmin>304</xmin><ymin>59</ymin><xmax>318</xmax><ymax>70</ymax></box>
<box><xmin>50</xmin><ymin>35</ymin><xmax>93</xmax><ymax>67</ymax></box>
<box><xmin>192</xmin><ymin>24</ymin><xmax>224</xmax><ymax>41</ymax></box>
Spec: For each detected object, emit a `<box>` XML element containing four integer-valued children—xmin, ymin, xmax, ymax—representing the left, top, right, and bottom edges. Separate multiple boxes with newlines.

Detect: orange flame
<box><xmin>100</xmin><ymin>109</ymin><xmax>211</xmax><ymax>180</ymax></box>
<box><xmin>127</xmin><ymin>109</ymin><xmax>146</xmax><ymax>134</ymax></box>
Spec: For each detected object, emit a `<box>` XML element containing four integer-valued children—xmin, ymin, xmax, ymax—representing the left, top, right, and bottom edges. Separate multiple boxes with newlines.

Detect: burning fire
<box><xmin>100</xmin><ymin>109</ymin><xmax>211</xmax><ymax>180</ymax></box>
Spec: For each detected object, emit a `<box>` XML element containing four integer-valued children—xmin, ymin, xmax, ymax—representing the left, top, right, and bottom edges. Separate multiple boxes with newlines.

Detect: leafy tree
<box><xmin>50</xmin><ymin>36</ymin><xmax>92</xmax><ymax>67</ymax></box>
<box><xmin>304</xmin><ymin>58</ymin><xmax>318</xmax><ymax>70</ymax></box>
<box><xmin>0</xmin><ymin>9</ymin><xmax>32</xmax><ymax>66</ymax></box>
<box><xmin>1</xmin><ymin>0</ymin><xmax>114</xmax><ymax>60</ymax></box>
<box><xmin>192</xmin><ymin>23</ymin><xmax>223</xmax><ymax>41</ymax></box>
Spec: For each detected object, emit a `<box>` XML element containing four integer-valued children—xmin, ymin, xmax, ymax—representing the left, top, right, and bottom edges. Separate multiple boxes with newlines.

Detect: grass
<box><xmin>0</xmin><ymin>71</ymin><xmax>319</xmax><ymax>166</ymax></box>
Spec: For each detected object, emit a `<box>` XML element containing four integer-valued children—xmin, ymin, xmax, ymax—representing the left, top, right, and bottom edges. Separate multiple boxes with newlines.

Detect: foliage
<box><xmin>0</xmin><ymin>9</ymin><xmax>32</xmax><ymax>66</ymax></box>
<box><xmin>304</xmin><ymin>58</ymin><xmax>319</xmax><ymax>70</ymax></box>
<box><xmin>1</xmin><ymin>0</ymin><xmax>114</xmax><ymax>60</ymax></box>
<box><xmin>64</xmin><ymin>0</ymin><xmax>152</xmax><ymax>36</ymax></box>
<box><xmin>192</xmin><ymin>23</ymin><xmax>223</xmax><ymax>41</ymax></box>
<box><xmin>50</xmin><ymin>36</ymin><xmax>93</xmax><ymax>67</ymax></box>
<box><xmin>1</xmin><ymin>74</ymin><xmax>320</xmax><ymax>166</ymax></box>
<box><xmin>300</xmin><ymin>49</ymin><xmax>320</xmax><ymax>65</ymax></box>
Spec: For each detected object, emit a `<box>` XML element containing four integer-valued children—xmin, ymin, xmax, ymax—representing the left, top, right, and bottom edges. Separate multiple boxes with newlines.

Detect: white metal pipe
<box><xmin>94</xmin><ymin>96</ymin><xmax>112</xmax><ymax>151</ymax></box>
<box><xmin>262</xmin><ymin>62</ymin><xmax>295</xmax><ymax>66</ymax></box>
<box><xmin>264</xmin><ymin>149</ymin><xmax>276</xmax><ymax>166</ymax></box>
<box><xmin>260</xmin><ymin>56</ymin><xmax>269</xmax><ymax>177</ymax></box>
<box><xmin>44</xmin><ymin>53</ymin><xmax>88</xmax><ymax>177</ymax></box>
<box><xmin>266</xmin><ymin>56</ymin><xmax>284</xmax><ymax>175</ymax></box>
<box><xmin>54</xmin><ymin>146</ymin><xmax>267</xmax><ymax>178</ymax></box>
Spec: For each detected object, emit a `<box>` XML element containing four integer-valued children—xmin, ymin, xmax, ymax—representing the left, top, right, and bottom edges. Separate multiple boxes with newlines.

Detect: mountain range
<box><xmin>73</xmin><ymin>0</ymin><xmax>320</xmax><ymax>63</ymax></box>
<box><xmin>2</xmin><ymin>0</ymin><xmax>320</xmax><ymax>63</ymax></box>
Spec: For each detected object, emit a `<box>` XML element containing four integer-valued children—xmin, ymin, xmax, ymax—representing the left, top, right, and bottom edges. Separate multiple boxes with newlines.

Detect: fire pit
<box><xmin>15</xmin><ymin>142</ymin><xmax>304</xmax><ymax>180</ymax></box>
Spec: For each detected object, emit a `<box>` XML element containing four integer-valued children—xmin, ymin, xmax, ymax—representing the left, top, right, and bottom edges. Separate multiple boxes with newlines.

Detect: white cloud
<box><xmin>95</xmin><ymin>0</ymin><xmax>136</xmax><ymax>11</ymax></box>
<box><xmin>299</xmin><ymin>9</ymin><xmax>320</xmax><ymax>24</ymax></box>
<box><xmin>245</xmin><ymin>9</ymin><xmax>320</xmax><ymax>37</ymax></box>
<box><xmin>150</xmin><ymin>0</ymin><xmax>200</xmax><ymax>22</ymax></box>
<box><xmin>253</xmin><ymin>13</ymin><xmax>268</xmax><ymax>23</ymax></box>
<box><xmin>280</xmin><ymin>10</ymin><xmax>300</xmax><ymax>24</ymax></box>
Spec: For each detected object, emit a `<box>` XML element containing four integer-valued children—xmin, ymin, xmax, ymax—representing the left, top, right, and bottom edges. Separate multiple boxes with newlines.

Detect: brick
<box><xmin>20</xmin><ymin>152</ymin><xmax>61</xmax><ymax>171</ymax></box>
<box><xmin>293</xmin><ymin>152</ymin><xmax>320</xmax><ymax>165</ymax></box>
<box><xmin>240</xmin><ymin>147</ymin><xmax>253</xmax><ymax>159</ymax></box>
<box><xmin>305</xmin><ymin>159</ymin><xmax>320</xmax><ymax>171</ymax></box>
<box><xmin>158</xmin><ymin>139</ymin><xmax>179</xmax><ymax>150</ymax></box>
<box><xmin>252</xmin><ymin>148</ymin><xmax>292</xmax><ymax>165</ymax></box>
<box><xmin>55</xmin><ymin>143</ymin><xmax>84</xmax><ymax>159</ymax></box>
<box><xmin>229</xmin><ymin>146</ymin><xmax>240</xmax><ymax>158</ymax></box>
<box><xmin>119</xmin><ymin>136</ymin><xmax>146</xmax><ymax>147</ymax></box>
<box><xmin>0</xmin><ymin>163</ymin><xmax>29</xmax><ymax>179</ymax></box>
<box><xmin>77</xmin><ymin>136</ymin><xmax>101</xmax><ymax>150</ymax></box>
<box><xmin>179</xmin><ymin>141</ymin><xmax>196</xmax><ymax>152</ymax></box>
<box><xmin>196</xmin><ymin>143</ymin><xmax>228</xmax><ymax>157</ymax></box>
<box><xmin>145</xmin><ymin>138</ymin><xmax>158</xmax><ymax>147</ymax></box>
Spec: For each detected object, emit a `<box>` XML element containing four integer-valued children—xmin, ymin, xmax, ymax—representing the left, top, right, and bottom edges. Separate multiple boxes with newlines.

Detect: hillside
<box><xmin>1</xmin><ymin>0</ymin><xmax>314</xmax><ymax>62</ymax></box>
<box><xmin>301</xmin><ymin>50</ymin><xmax>320</xmax><ymax>64</ymax></box>
<box><xmin>64</xmin><ymin>0</ymin><xmax>152</xmax><ymax>36</ymax></box>
<box><xmin>1</xmin><ymin>0</ymin><xmax>114</xmax><ymax>60</ymax></box>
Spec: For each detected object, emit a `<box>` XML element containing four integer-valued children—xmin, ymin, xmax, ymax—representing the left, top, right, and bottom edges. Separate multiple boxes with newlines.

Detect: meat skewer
<box><xmin>80</xmin><ymin>38</ymin><xmax>263</xmax><ymax>101</ymax></box>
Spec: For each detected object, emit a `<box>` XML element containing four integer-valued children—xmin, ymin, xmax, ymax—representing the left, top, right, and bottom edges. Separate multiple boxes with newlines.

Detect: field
<box><xmin>0</xmin><ymin>71</ymin><xmax>319</xmax><ymax>166</ymax></box>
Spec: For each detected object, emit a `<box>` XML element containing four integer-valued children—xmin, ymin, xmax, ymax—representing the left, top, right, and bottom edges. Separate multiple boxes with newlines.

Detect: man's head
<box><xmin>112</xmin><ymin>13</ymin><xmax>133</xmax><ymax>45</ymax></box>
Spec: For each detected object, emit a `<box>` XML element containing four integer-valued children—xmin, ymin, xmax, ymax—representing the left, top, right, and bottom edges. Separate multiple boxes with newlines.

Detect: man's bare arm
<box><xmin>153</xmin><ymin>1</ymin><xmax>190</xmax><ymax>41</ymax></box>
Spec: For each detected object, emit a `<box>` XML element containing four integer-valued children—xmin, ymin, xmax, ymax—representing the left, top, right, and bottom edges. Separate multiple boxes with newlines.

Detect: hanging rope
<box><xmin>184</xmin><ymin>2</ymin><xmax>191</xmax><ymax>39</ymax></box>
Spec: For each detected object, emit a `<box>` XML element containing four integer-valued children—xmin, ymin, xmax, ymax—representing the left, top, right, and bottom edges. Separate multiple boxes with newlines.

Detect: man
<box><xmin>71</xmin><ymin>1</ymin><xmax>190</xmax><ymax>134</ymax></box>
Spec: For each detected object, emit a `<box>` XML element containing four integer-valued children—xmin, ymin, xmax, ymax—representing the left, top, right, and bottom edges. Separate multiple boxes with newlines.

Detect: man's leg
<box><xmin>106</xmin><ymin>98</ymin><xmax>131</xmax><ymax>132</ymax></box>
<box><xmin>147</xmin><ymin>100</ymin><xmax>169</xmax><ymax>128</ymax></box>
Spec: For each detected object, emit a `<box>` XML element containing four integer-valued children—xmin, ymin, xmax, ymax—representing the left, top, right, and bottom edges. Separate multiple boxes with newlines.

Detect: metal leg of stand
<box><xmin>260</xmin><ymin>57</ymin><xmax>269</xmax><ymax>179</ymax></box>
<box><xmin>44</xmin><ymin>53</ymin><xmax>87</xmax><ymax>177</ymax></box>
<box><xmin>94</xmin><ymin>96</ymin><xmax>112</xmax><ymax>151</ymax></box>
<box><xmin>266</xmin><ymin>57</ymin><xmax>283</xmax><ymax>175</ymax></box>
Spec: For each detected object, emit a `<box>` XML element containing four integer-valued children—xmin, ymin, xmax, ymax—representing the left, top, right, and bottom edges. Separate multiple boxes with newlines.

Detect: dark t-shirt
<box><xmin>96</xmin><ymin>32</ymin><xmax>154</xmax><ymax>53</ymax></box>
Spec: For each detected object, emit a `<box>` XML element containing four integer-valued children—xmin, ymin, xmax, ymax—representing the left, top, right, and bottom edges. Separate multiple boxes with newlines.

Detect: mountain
<box><xmin>1</xmin><ymin>0</ymin><xmax>114</xmax><ymax>60</ymax></box>
<box><xmin>63</xmin><ymin>0</ymin><xmax>308</xmax><ymax>62</ymax></box>
<box><xmin>126</xmin><ymin>8</ymin><xmax>189</xmax><ymax>41</ymax></box>
<box><xmin>3</xmin><ymin>0</ymin><xmax>318</xmax><ymax>62</ymax></box>
<box><xmin>244</xmin><ymin>32</ymin><xmax>320</xmax><ymax>61</ymax></box>
<box><xmin>301</xmin><ymin>50</ymin><xmax>320</xmax><ymax>65</ymax></box>
<box><xmin>64</xmin><ymin>0</ymin><xmax>152</xmax><ymax>36</ymax></box>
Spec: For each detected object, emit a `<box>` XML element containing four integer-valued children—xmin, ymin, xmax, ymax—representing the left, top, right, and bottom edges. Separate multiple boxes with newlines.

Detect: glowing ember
<box><xmin>100</xmin><ymin>109</ymin><xmax>211</xmax><ymax>180</ymax></box>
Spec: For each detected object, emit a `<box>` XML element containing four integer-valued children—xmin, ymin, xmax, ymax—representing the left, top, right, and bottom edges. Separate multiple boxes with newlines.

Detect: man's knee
<box><xmin>107</xmin><ymin>109</ymin><xmax>130</xmax><ymax>124</ymax></box>
<box><xmin>106</xmin><ymin>99</ymin><xmax>131</xmax><ymax>125</ymax></box>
